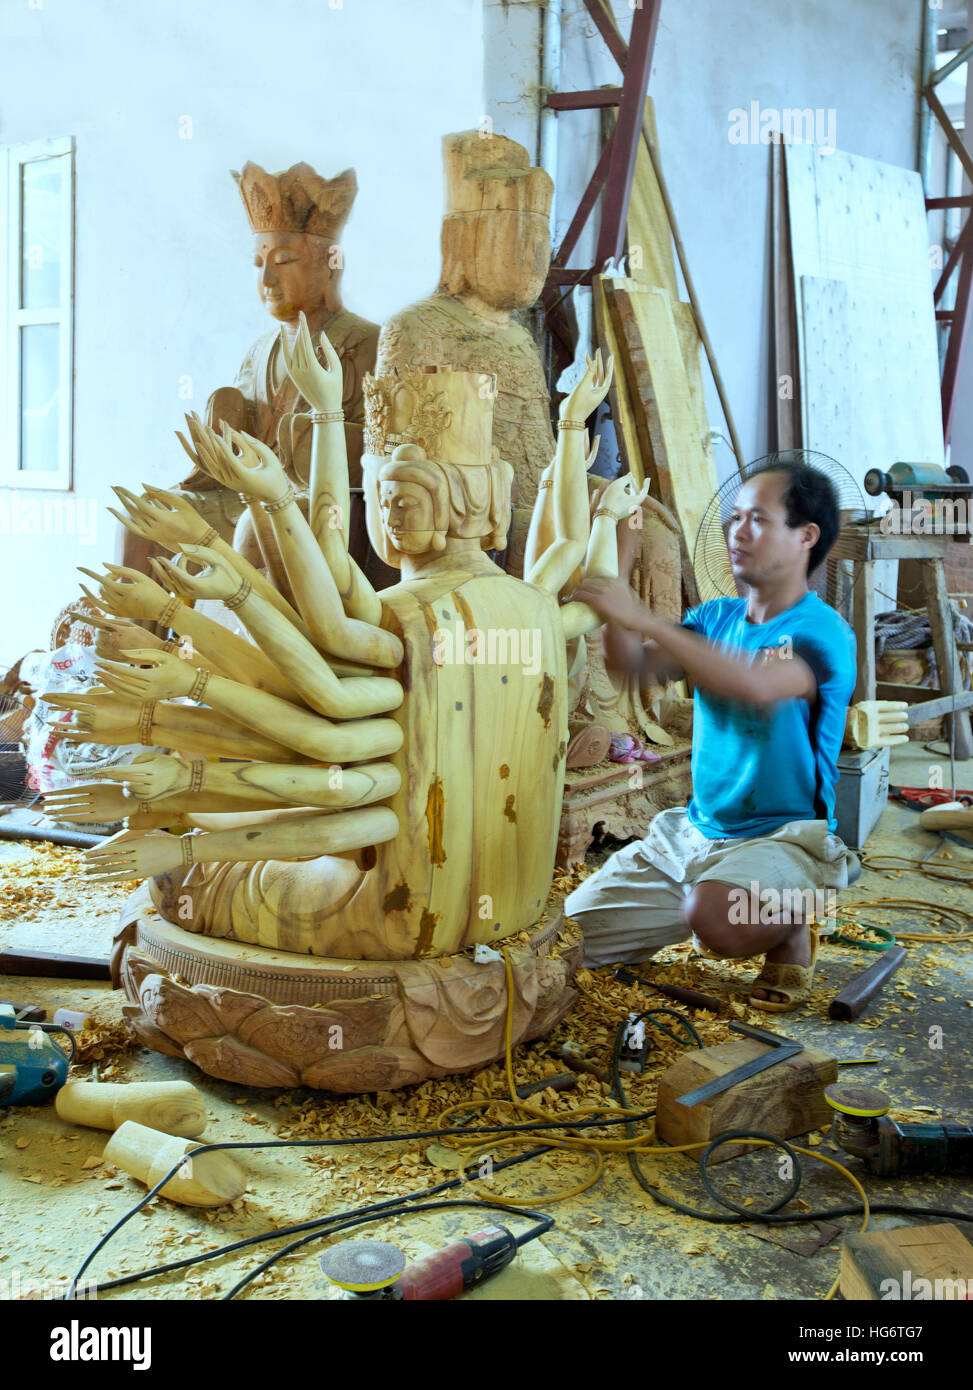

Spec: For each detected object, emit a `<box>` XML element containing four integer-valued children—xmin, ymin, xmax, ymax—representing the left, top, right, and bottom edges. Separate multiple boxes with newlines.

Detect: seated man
<box><xmin>566</xmin><ymin>461</ymin><xmax>857</xmax><ymax>1012</ymax></box>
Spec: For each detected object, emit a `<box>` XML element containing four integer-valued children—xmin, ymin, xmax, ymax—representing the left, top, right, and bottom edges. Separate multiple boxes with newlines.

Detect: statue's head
<box><xmin>362</xmin><ymin>369</ymin><xmax>512</xmax><ymax>568</ymax></box>
<box><xmin>232</xmin><ymin>162</ymin><xmax>358</xmax><ymax>323</ymax></box>
<box><xmin>439</xmin><ymin>132</ymin><xmax>553</xmax><ymax>312</ymax></box>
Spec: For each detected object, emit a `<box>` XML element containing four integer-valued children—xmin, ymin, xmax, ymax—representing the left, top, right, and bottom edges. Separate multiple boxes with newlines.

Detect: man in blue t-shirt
<box><xmin>564</xmin><ymin>462</ymin><xmax>858</xmax><ymax>1011</ymax></box>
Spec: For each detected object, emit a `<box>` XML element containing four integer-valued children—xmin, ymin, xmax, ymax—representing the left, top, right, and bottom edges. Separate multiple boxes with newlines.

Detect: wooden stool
<box><xmin>837</xmin><ymin>529</ymin><xmax>973</xmax><ymax>760</ymax></box>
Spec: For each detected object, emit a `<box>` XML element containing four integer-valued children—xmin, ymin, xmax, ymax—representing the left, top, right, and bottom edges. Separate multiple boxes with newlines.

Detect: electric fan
<box><xmin>692</xmin><ymin>449</ymin><xmax>873</xmax><ymax>604</ymax></box>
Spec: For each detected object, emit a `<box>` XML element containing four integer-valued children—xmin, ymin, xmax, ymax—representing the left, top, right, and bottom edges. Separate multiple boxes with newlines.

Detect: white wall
<box><xmin>485</xmin><ymin>0</ymin><xmax>930</xmax><ymax>489</ymax></box>
<box><xmin>0</xmin><ymin>0</ymin><xmax>483</xmax><ymax>660</ymax></box>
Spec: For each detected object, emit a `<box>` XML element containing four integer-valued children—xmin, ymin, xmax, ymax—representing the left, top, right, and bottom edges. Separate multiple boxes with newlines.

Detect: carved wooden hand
<box><xmin>94</xmin><ymin>649</ymin><xmax>197</xmax><ymax>703</ymax></box>
<box><xmin>279</xmin><ymin>312</ymin><xmax>343</xmax><ymax>415</ymax></box>
<box><xmin>86</xmin><ymin>829</ymin><xmax>186</xmax><ymax>883</ymax></box>
<box><xmin>77</xmin><ymin>564</ymin><xmax>172</xmax><ymax>624</ymax></box>
<box><xmin>95</xmin><ymin>752</ymin><xmax>192</xmax><ymax>800</ymax></box>
<box><xmin>109</xmin><ymin>485</ymin><xmax>216</xmax><ymax>551</ymax></box>
<box><xmin>559</xmin><ymin>350</ymin><xmax>615</xmax><ymax>422</ymax></box>
<box><xmin>44</xmin><ymin>781</ymin><xmax>135</xmax><ymax>824</ymax></box>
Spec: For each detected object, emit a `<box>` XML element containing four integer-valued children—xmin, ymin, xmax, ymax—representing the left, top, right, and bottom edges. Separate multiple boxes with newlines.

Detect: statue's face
<box><xmin>466</xmin><ymin>212</ymin><xmax>551</xmax><ymax>310</ymax></box>
<box><xmin>379</xmin><ymin>479</ymin><xmax>438</xmax><ymax>555</ymax></box>
<box><xmin>253</xmin><ymin>232</ymin><xmax>329</xmax><ymax>322</ymax></box>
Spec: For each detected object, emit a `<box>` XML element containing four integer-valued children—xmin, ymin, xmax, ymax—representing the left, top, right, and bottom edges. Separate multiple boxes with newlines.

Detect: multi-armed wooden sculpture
<box><xmin>45</xmin><ymin>317</ymin><xmax>645</xmax><ymax>1090</ymax></box>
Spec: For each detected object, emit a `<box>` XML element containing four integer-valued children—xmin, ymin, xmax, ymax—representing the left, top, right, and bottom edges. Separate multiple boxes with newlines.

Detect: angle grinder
<box><xmin>0</xmin><ymin>1009</ymin><xmax>74</xmax><ymax>1106</ymax></box>
<box><xmin>319</xmin><ymin>1225</ymin><xmax>522</xmax><ymax>1300</ymax></box>
<box><xmin>825</xmin><ymin>1083</ymin><xmax>973</xmax><ymax>1177</ymax></box>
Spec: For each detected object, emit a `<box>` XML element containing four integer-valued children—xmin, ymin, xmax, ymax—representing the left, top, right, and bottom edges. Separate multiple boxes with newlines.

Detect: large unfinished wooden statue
<box><xmin>376</xmin><ymin>130</ymin><xmax>684</xmax><ymax>774</ymax></box>
<box><xmin>377</xmin><ymin>131</ymin><xmax>556</xmax><ymax>569</ymax></box>
<box><xmin>46</xmin><ymin>317</ymin><xmax>645</xmax><ymax>1090</ymax></box>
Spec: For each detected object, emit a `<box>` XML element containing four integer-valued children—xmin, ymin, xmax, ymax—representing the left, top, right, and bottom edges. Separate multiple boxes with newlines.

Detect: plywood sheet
<box><xmin>785</xmin><ymin>145</ymin><xmax>943</xmax><ymax>479</ymax></box>
<box><xmin>672</xmin><ymin>301</ymin><xmax>718</xmax><ymax>485</ymax></box>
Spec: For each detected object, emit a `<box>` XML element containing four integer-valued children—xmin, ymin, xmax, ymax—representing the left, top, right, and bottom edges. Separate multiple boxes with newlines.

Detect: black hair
<box><xmin>746</xmin><ymin>462</ymin><xmax>840</xmax><ymax>575</ymax></box>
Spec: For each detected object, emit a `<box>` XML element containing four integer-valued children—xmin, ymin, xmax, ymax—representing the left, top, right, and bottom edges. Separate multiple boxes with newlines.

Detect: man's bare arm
<box><xmin>602</xmin><ymin>619</ymin><xmax>684</xmax><ymax>683</ymax></box>
<box><xmin>575</xmin><ymin>576</ymin><xmax>816</xmax><ymax>707</ymax></box>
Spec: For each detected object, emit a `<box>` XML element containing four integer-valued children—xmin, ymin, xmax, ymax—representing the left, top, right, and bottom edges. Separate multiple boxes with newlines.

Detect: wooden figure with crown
<box><xmin>120</xmin><ymin>161</ymin><xmax>382</xmax><ymax>587</ymax></box>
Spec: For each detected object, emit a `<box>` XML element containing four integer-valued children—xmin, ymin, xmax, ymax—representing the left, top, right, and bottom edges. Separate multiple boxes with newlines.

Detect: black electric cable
<box><xmin>18</xmin><ymin>1019</ymin><xmax>76</xmax><ymax>1064</ymax></box>
<box><xmin>87</xmin><ymin>1142</ymin><xmax>554</xmax><ymax>1296</ymax></box>
<box><xmin>222</xmin><ymin>1198</ymin><xmax>555</xmax><ymax>1301</ymax></box>
<box><xmin>609</xmin><ymin>1013</ymin><xmax>973</xmax><ymax>1227</ymax></box>
<box><xmin>65</xmin><ymin>1107</ymin><xmax>649</xmax><ymax>1299</ymax></box>
<box><xmin>635</xmin><ymin>1006</ymin><xmax>704</xmax><ymax>1050</ymax></box>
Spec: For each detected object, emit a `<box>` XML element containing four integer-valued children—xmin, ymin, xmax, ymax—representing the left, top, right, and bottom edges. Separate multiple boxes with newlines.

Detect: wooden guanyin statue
<box><xmin>44</xmin><ymin>318</ymin><xmax>647</xmax><ymax>1092</ymax></box>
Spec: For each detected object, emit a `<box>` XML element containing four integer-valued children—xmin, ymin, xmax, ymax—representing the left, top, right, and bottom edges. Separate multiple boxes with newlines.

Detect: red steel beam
<box><xmin>934</xmin><ymin>217</ymin><xmax>973</xmax><ymax>304</ymax></box>
<box><xmin>595</xmin><ymin>1</ymin><xmax>662</xmax><ymax>266</ymax></box>
<box><xmin>554</xmin><ymin>132</ymin><xmax>616</xmax><ymax>267</ymax></box>
<box><xmin>582</xmin><ymin>0</ymin><xmax>628</xmax><ymax>69</ymax></box>
<box><xmin>547</xmin><ymin>87</ymin><xmax>621</xmax><ymax>110</ymax></box>
<box><xmin>942</xmin><ymin>242</ymin><xmax>973</xmax><ymax>444</ymax></box>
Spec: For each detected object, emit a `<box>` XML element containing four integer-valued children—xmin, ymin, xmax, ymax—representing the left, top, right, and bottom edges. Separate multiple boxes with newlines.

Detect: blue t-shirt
<box><xmin>681</xmin><ymin>591</ymin><xmax>857</xmax><ymax>839</ymax></box>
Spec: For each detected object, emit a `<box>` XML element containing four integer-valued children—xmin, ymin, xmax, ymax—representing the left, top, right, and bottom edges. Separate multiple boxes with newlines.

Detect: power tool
<box><xmin>319</xmin><ymin>1225</ymin><xmax>522</xmax><ymax>1300</ymax></box>
<box><xmin>864</xmin><ymin>460</ymin><xmax>971</xmax><ymax>511</ymax></box>
<box><xmin>617</xmin><ymin>1011</ymin><xmax>651</xmax><ymax>1074</ymax></box>
<box><xmin>826</xmin><ymin>1083</ymin><xmax>973</xmax><ymax>1177</ymax></box>
<box><xmin>0</xmin><ymin>1010</ymin><xmax>74</xmax><ymax>1106</ymax></box>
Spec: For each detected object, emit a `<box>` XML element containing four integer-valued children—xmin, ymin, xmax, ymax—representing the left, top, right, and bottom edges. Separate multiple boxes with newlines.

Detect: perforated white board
<box><xmin>786</xmin><ymin>145</ymin><xmax>943</xmax><ymax>486</ymax></box>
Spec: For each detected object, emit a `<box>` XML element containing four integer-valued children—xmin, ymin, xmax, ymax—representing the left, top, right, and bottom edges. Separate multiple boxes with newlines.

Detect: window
<box><xmin>0</xmin><ymin>137</ymin><xmax>75</xmax><ymax>490</ymax></box>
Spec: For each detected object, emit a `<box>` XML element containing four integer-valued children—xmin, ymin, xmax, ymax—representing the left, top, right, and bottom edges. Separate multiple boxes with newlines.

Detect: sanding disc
<box><xmin>825</xmin><ymin>1083</ymin><xmax>890</xmax><ymax>1118</ymax></box>
<box><xmin>320</xmin><ymin>1240</ymin><xmax>407</xmax><ymax>1292</ymax></box>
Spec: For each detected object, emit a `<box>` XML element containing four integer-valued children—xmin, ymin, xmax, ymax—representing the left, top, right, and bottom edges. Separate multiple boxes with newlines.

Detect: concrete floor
<box><xmin>0</xmin><ymin>741</ymin><xmax>971</xmax><ymax>1302</ymax></box>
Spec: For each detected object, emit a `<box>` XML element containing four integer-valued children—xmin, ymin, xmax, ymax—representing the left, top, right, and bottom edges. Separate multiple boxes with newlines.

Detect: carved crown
<box><xmin>232</xmin><ymin>161</ymin><xmax>358</xmax><ymax>240</ymax></box>
<box><xmin>363</xmin><ymin>368</ymin><xmax>496</xmax><ymax>468</ymax></box>
<box><xmin>442</xmin><ymin>131</ymin><xmax>553</xmax><ymax>218</ymax></box>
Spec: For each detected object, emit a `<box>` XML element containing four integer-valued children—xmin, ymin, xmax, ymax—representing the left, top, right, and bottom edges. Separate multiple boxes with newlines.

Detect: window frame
<box><xmin>0</xmin><ymin>135</ymin><xmax>76</xmax><ymax>491</ymax></box>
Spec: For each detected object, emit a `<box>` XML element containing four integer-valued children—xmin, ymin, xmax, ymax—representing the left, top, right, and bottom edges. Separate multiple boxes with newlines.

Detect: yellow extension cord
<box><xmin>431</xmin><ymin>948</ymin><xmax>868</xmax><ymax>1299</ymax></box>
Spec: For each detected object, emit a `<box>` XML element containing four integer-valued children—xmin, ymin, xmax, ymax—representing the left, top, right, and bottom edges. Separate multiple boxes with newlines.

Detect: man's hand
<box><xmin>571</xmin><ymin>575</ymin><xmax>646</xmax><ymax>630</ymax></box>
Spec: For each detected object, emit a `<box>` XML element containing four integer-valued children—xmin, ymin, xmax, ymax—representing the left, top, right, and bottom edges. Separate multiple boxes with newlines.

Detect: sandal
<box><xmin>749</xmin><ymin>925</ymin><xmax>819</xmax><ymax>1013</ymax></box>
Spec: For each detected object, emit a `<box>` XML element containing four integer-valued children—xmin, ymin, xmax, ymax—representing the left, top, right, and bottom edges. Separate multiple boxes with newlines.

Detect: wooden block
<box><xmin>841</xmin><ymin>1224</ymin><xmax>973</xmax><ymax>1301</ymax></box>
<box><xmin>626</xmin><ymin>98</ymin><xmax>679</xmax><ymax>300</ymax></box>
<box><xmin>609</xmin><ymin>281</ymin><xmax>718</xmax><ymax>556</ymax></box>
<box><xmin>655</xmin><ymin>1039</ymin><xmax>837</xmax><ymax>1162</ymax></box>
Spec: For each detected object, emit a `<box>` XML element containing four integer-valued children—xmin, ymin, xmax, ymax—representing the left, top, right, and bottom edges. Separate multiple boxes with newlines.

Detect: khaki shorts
<box><xmin>563</xmin><ymin>807</ymin><xmax>854</xmax><ymax>968</ymax></box>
